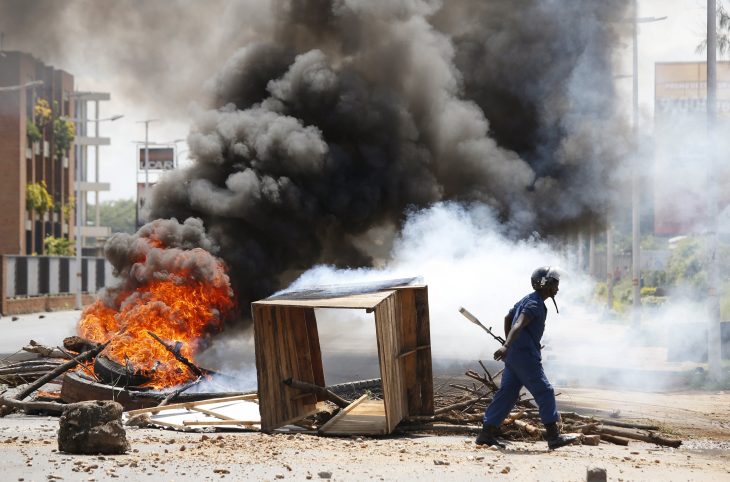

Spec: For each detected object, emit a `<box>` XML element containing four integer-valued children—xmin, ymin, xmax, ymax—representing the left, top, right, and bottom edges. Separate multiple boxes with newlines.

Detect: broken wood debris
<box><xmin>403</xmin><ymin>361</ymin><xmax>683</xmax><ymax>448</ymax></box>
<box><xmin>282</xmin><ymin>377</ymin><xmax>351</xmax><ymax>409</ymax></box>
<box><xmin>146</xmin><ymin>331</ymin><xmax>214</xmax><ymax>379</ymax></box>
<box><xmin>0</xmin><ymin>359</ymin><xmax>66</xmax><ymax>386</ymax></box>
<box><xmin>0</xmin><ymin>340</ymin><xmax>110</xmax><ymax>417</ymax></box>
<box><xmin>22</xmin><ymin>340</ymin><xmax>71</xmax><ymax>359</ymax></box>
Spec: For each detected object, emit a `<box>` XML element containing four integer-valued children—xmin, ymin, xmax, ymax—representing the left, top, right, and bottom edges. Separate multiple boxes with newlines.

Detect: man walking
<box><xmin>475</xmin><ymin>266</ymin><xmax>577</xmax><ymax>450</ymax></box>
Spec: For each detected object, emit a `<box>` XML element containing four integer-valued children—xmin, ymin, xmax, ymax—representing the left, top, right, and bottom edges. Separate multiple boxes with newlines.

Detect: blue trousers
<box><xmin>483</xmin><ymin>353</ymin><xmax>558</xmax><ymax>426</ymax></box>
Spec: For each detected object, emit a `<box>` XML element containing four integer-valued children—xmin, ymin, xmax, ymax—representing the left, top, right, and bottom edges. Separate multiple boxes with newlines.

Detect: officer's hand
<box><xmin>493</xmin><ymin>346</ymin><xmax>507</xmax><ymax>361</ymax></box>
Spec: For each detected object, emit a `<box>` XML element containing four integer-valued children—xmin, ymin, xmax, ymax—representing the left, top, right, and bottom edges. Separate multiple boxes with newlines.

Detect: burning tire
<box><xmin>93</xmin><ymin>355</ymin><xmax>151</xmax><ymax>388</ymax></box>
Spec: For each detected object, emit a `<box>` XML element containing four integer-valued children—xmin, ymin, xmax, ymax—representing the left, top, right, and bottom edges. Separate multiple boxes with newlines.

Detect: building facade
<box><xmin>653</xmin><ymin>61</ymin><xmax>730</xmax><ymax>236</ymax></box>
<box><xmin>0</xmin><ymin>51</ymin><xmax>76</xmax><ymax>255</ymax></box>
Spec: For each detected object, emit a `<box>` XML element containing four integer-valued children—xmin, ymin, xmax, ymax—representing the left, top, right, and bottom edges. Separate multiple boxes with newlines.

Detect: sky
<box><xmin>0</xmin><ymin>0</ymin><xmax>717</xmax><ymax>203</ymax></box>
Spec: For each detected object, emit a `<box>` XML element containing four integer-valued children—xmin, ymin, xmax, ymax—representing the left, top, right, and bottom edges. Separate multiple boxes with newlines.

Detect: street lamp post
<box><xmin>706</xmin><ymin>0</ymin><xmax>722</xmax><ymax>381</ymax></box>
<box><xmin>136</xmin><ymin>120</ymin><xmax>158</xmax><ymax>221</ymax></box>
<box><xmin>630</xmin><ymin>1</ymin><xmax>667</xmax><ymax>324</ymax></box>
<box><xmin>0</xmin><ymin>79</ymin><xmax>43</xmax><ymax>92</ymax></box>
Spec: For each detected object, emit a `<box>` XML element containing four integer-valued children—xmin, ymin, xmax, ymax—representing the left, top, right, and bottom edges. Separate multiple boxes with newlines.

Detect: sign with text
<box><xmin>139</xmin><ymin>147</ymin><xmax>175</xmax><ymax>170</ymax></box>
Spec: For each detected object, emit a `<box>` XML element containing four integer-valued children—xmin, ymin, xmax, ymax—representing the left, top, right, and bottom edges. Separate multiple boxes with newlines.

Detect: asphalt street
<box><xmin>0</xmin><ymin>310</ymin><xmax>80</xmax><ymax>360</ymax></box>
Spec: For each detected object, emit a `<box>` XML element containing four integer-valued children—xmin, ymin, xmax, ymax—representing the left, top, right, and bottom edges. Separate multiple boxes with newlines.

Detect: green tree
<box><xmin>665</xmin><ymin>237</ymin><xmax>707</xmax><ymax>297</ymax></box>
<box><xmin>697</xmin><ymin>2</ymin><xmax>730</xmax><ymax>55</ymax></box>
<box><xmin>33</xmin><ymin>98</ymin><xmax>52</xmax><ymax>128</ymax></box>
<box><xmin>87</xmin><ymin>199</ymin><xmax>137</xmax><ymax>234</ymax></box>
<box><xmin>26</xmin><ymin>181</ymin><xmax>54</xmax><ymax>254</ymax></box>
<box><xmin>26</xmin><ymin>120</ymin><xmax>42</xmax><ymax>144</ymax></box>
<box><xmin>53</xmin><ymin>116</ymin><xmax>75</xmax><ymax>161</ymax></box>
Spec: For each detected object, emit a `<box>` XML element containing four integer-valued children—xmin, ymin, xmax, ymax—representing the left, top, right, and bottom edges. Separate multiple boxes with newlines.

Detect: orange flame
<box><xmin>77</xmin><ymin>245</ymin><xmax>234</xmax><ymax>389</ymax></box>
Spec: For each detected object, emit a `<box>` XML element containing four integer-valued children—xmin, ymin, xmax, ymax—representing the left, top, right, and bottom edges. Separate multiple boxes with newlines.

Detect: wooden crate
<box><xmin>251</xmin><ymin>283</ymin><xmax>433</xmax><ymax>434</ymax></box>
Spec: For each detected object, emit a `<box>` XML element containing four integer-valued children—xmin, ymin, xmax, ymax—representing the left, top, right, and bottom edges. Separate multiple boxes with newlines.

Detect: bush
<box><xmin>26</xmin><ymin>120</ymin><xmax>42</xmax><ymax>144</ymax></box>
<box><xmin>44</xmin><ymin>236</ymin><xmax>74</xmax><ymax>256</ymax></box>
<box><xmin>26</xmin><ymin>181</ymin><xmax>53</xmax><ymax>217</ymax></box>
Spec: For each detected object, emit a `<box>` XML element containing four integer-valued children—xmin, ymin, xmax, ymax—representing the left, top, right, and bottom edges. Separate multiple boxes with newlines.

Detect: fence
<box><xmin>1</xmin><ymin>255</ymin><xmax>114</xmax><ymax>315</ymax></box>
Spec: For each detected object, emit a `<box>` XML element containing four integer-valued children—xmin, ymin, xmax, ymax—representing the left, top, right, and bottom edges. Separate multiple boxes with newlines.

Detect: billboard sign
<box><xmin>139</xmin><ymin>147</ymin><xmax>175</xmax><ymax>171</ymax></box>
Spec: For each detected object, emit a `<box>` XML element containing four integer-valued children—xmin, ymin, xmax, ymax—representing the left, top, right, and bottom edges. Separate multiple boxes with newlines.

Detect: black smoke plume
<box><xmin>142</xmin><ymin>0</ymin><xmax>632</xmax><ymax>311</ymax></box>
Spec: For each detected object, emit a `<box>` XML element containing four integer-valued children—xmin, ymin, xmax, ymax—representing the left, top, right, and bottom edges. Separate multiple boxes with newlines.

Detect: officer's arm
<box><xmin>503</xmin><ymin>312</ymin><xmax>532</xmax><ymax>350</ymax></box>
<box><xmin>503</xmin><ymin>310</ymin><xmax>514</xmax><ymax>339</ymax></box>
<box><xmin>494</xmin><ymin>312</ymin><xmax>533</xmax><ymax>361</ymax></box>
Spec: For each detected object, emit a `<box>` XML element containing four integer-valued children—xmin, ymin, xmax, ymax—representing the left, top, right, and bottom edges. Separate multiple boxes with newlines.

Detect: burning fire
<box><xmin>77</xmin><ymin>239</ymin><xmax>234</xmax><ymax>389</ymax></box>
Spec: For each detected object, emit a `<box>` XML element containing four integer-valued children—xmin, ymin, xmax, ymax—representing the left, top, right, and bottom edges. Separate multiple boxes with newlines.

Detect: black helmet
<box><xmin>531</xmin><ymin>266</ymin><xmax>560</xmax><ymax>290</ymax></box>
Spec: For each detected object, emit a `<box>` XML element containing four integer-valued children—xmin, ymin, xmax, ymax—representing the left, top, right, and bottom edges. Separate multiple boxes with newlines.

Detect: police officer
<box><xmin>475</xmin><ymin>266</ymin><xmax>577</xmax><ymax>450</ymax></box>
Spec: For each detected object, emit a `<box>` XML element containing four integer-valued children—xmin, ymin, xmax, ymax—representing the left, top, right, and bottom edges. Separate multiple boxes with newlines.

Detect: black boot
<box><xmin>544</xmin><ymin>422</ymin><xmax>578</xmax><ymax>450</ymax></box>
<box><xmin>475</xmin><ymin>423</ymin><xmax>505</xmax><ymax>448</ymax></box>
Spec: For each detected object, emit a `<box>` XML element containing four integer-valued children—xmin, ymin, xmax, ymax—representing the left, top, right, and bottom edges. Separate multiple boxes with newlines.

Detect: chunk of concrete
<box><xmin>583</xmin><ymin>434</ymin><xmax>601</xmax><ymax>446</ymax></box>
<box><xmin>586</xmin><ymin>466</ymin><xmax>607</xmax><ymax>482</ymax></box>
<box><xmin>58</xmin><ymin>400</ymin><xmax>130</xmax><ymax>454</ymax></box>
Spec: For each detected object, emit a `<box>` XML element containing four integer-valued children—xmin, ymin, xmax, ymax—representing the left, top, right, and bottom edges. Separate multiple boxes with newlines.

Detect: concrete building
<box><xmin>0</xmin><ymin>51</ymin><xmax>76</xmax><ymax>255</ymax></box>
<box><xmin>653</xmin><ymin>61</ymin><xmax>730</xmax><ymax>236</ymax></box>
<box><xmin>74</xmin><ymin>92</ymin><xmax>113</xmax><ymax>256</ymax></box>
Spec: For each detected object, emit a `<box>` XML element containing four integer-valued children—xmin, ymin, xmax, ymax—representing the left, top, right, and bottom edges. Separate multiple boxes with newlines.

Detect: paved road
<box><xmin>0</xmin><ymin>310</ymin><xmax>80</xmax><ymax>360</ymax></box>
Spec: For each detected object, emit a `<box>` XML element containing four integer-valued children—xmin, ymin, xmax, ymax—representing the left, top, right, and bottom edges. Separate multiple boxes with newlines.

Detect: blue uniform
<box><xmin>483</xmin><ymin>291</ymin><xmax>559</xmax><ymax>426</ymax></box>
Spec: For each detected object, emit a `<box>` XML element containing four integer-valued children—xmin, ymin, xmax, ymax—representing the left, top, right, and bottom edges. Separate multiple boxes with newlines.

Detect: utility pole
<box><xmin>629</xmin><ymin>3</ymin><xmax>667</xmax><ymax>324</ymax></box>
<box><xmin>588</xmin><ymin>222</ymin><xmax>596</xmax><ymax>277</ymax></box>
<box><xmin>94</xmin><ymin>100</ymin><xmax>100</xmax><ymax>227</ymax></box>
<box><xmin>607</xmin><ymin>223</ymin><xmax>615</xmax><ymax>311</ymax></box>
<box><xmin>137</xmin><ymin>119</ymin><xmax>157</xmax><ymax>223</ymax></box>
<box><xmin>631</xmin><ymin>0</ymin><xmax>641</xmax><ymax>323</ymax></box>
<box><xmin>706</xmin><ymin>0</ymin><xmax>722</xmax><ymax>381</ymax></box>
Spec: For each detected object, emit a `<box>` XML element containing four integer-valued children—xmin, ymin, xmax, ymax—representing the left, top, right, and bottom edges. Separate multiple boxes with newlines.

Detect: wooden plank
<box><xmin>320</xmin><ymin>399</ymin><xmax>387</xmax><ymax>436</ymax></box>
<box><xmin>375</xmin><ymin>292</ymin><xmax>406</xmax><ymax>434</ymax></box>
<box><xmin>182</xmin><ymin>420</ymin><xmax>258</xmax><ymax>426</ymax></box>
<box><xmin>281</xmin><ymin>307</ymin><xmax>316</xmax><ymax>408</ymax></box>
<box><xmin>281</xmin><ymin>307</ymin><xmax>299</xmax><ymax>398</ymax></box>
<box><xmin>275</xmin><ymin>406</ymin><xmax>320</xmax><ymax>429</ymax></box>
<box><xmin>271</xmin><ymin>306</ymin><xmax>290</xmax><ymax>428</ymax></box>
<box><xmin>414</xmin><ymin>287</ymin><xmax>434</xmax><ymax>415</ymax></box>
<box><xmin>254</xmin><ymin>303</ymin><xmax>321</xmax><ymax>432</ymax></box>
<box><xmin>291</xmin><ymin>307</ymin><xmax>317</xmax><ymax>402</ymax></box>
<box><xmin>304</xmin><ymin>308</ymin><xmax>325</xmax><ymax>388</ymax></box>
<box><xmin>398</xmin><ymin>288</ymin><xmax>419</xmax><ymax>415</ymax></box>
<box><xmin>254</xmin><ymin>304</ymin><xmax>275</xmax><ymax>430</ymax></box>
<box><xmin>190</xmin><ymin>406</ymin><xmax>237</xmax><ymax>420</ymax></box>
<box><xmin>397</xmin><ymin>345</ymin><xmax>431</xmax><ymax>359</ymax></box>
<box><xmin>291</xmin><ymin>308</ymin><xmax>312</xmax><ymax>382</ymax></box>
<box><xmin>125</xmin><ymin>394</ymin><xmax>259</xmax><ymax>416</ymax></box>
<box><xmin>261</xmin><ymin>304</ymin><xmax>285</xmax><ymax>430</ymax></box>
<box><xmin>147</xmin><ymin>419</ymin><xmax>187</xmax><ymax>430</ymax></box>
<box><xmin>318</xmin><ymin>394</ymin><xmax>369</xmax><ymax>433</ymax></box>
<box><xmin>253</xmin><ymin>291</ymin><xmax>394</xmax><ymax>309</ymax></box>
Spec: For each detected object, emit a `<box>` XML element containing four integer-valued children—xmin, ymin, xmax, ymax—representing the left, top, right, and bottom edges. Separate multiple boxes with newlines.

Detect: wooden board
<box><xmin>414</xmin><ymin>286</ymin><xmax>434</xmax><ymax>415</ymax></box>
<box><xmin>398</xmin><ymin>287</ymin><xmax>419</xmax><ymax>415</ymax></box>
<box><xmin>374</xmin><ymin>291</ymin><xmax>407</xmax><ymax>433</ymax></box>
<box><xmin>253</xmin><ymin>291</ymin><xmax>394</xmax><ymax>309</ymax></box>
<box><xmin>319</xmin><ymin>396</ymin><xmax>387</xmax><ymax>436</ymax></box>
<box><xmin>253</xmin><ymin>304</ymin><xmax>319</xmax><ymax>431</ymax></box>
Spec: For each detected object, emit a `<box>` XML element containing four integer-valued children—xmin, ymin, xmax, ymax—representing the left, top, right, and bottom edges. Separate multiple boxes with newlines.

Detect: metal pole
<box><xmin>577</xmin><ymin>231</ymin><xmax>585</xmax><ymax>272</ymax></box>
<box><xmin>588</xmin><ymin>222</ymin><xmax>595</xmax><ymax>277</ymax></box>
<box><xmin>74</xmin><ymin>111</ymin><xmax>83</xmax><ymax>310</ymax></box>
<box><xmin>94</xmin><ymin>100</ymin><xmax>100</xmax><ymax>228</ymax></box>
<box><xmin>607</xmin><ymin>223</ymin><xmax>615</xmax><ymax>311</ymax></box>
<box><xmin>144</xmin><ymin>121</ymin><xmax>150</xmax><ymax>222</ymax></box>
<box><xmin>631</xmin><ymin>0</ymin><xmax>642</xmax><ymax>323</ymax></box>
<box><xmin>706</xmin><ymin>0</ymin><xmax>722</xmax><ymax>380</ymax></box>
